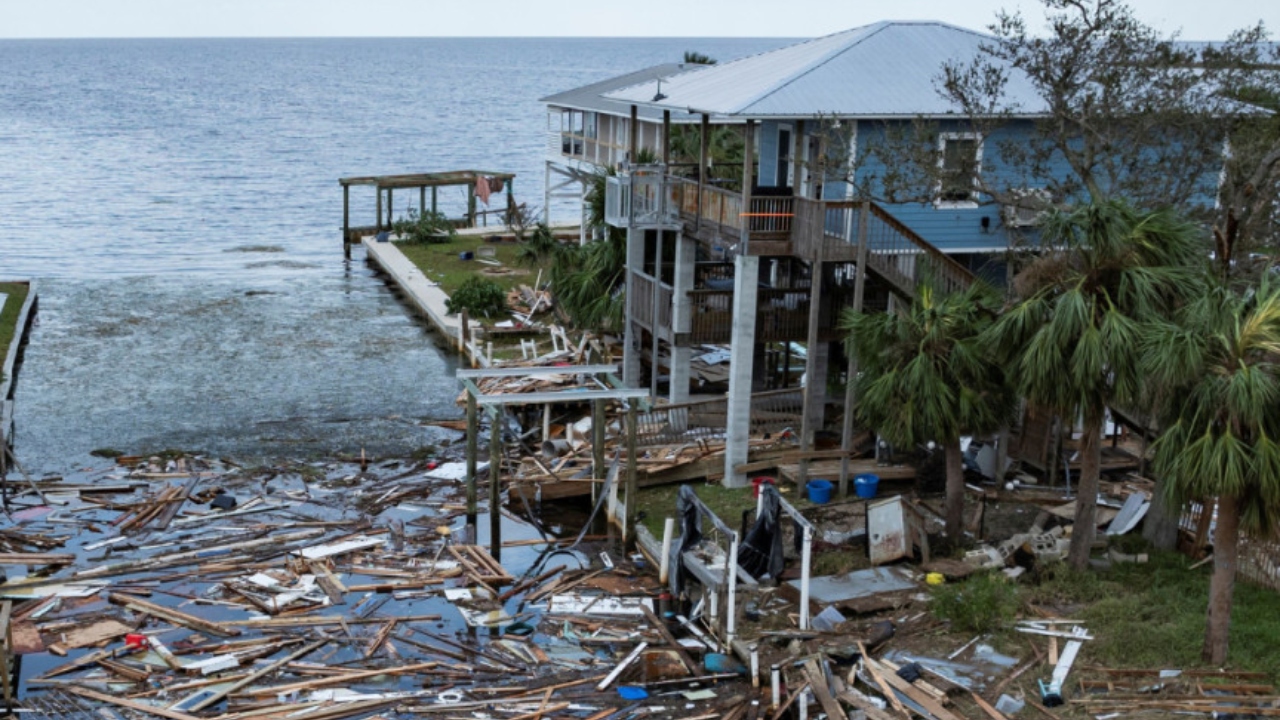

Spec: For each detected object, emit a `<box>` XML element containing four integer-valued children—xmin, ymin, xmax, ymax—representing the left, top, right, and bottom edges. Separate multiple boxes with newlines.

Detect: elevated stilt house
<box><xmin>544</xmin><ymin>22</ymin><xmax>1055</xmax><ymax>487</ymax></box>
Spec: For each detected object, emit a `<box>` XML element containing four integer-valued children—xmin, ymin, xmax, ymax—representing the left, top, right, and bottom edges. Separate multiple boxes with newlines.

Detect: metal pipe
<box><xmin>659</xmin><ymin>517</ymin><xmax>675</xmax><ymax>585</ymax></box>
<box><xmin>800</xmin><ymin>526</ymin><xmax>812</xmax><ymax>630</ymax></box>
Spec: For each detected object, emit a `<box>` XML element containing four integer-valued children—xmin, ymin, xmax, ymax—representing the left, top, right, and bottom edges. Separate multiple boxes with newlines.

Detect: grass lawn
<box><xmin>0</xmin><ymin>281</ymin><xmax>31</xmax><ymax>378</ymax></box>
<box><xmin>396</xmin><ymin>236</ymin><xmax>550</xmax><ymax>298</ymax></box>
<box><xmin>1026</xmin><ymin>551</ymin><xmax>1280</xmax><ymax>675</ymax></box>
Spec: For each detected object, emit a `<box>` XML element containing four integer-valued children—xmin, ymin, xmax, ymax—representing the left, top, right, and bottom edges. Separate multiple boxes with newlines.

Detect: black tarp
<box><xmin>737</xmin><ymin>483</ymin><xmax>785</xmax><ymax>581</ymax></box>
<box><xmin>669</xmin><ymin>485</ymin><xmax>704</xmax><ymax>596</ymax></box>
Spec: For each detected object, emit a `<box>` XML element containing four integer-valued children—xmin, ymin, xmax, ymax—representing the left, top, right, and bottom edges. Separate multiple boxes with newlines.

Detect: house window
<box><xmin>937</xmin><ymin>133</ymin><xmax>982</xmax><ymax>206</ymax></box>
<box><xmin>561</xmin><ymin>110</ymin><xmax>584</xmax><ymax>156</ymax></box>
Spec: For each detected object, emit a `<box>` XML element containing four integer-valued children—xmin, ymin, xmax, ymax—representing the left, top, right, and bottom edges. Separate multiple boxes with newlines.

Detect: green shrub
<box><xmin>446</xmin><ymin>277</ymin><xmax>507</xmax><ymax>319</ymax></box>
<box><xmin>393</xmin><ymin>209</ymin><xmax>455</xmax><ymax>244</ymax></box>
<box><xmin>930</xmin><ymin>572</ymin><xmax>1019</xmax><ymax>633</ymax></box>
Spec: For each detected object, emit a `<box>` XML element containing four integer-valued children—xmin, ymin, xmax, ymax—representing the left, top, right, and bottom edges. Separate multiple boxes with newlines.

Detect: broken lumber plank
<box><xmin>364</xmin><ymin>619</ymin><xmax>398</xmax><ymax>659</ymax></box>
<box><xmin>186</xmin><ymin>638</ymin><xmax>327</xmax><ymax>712</ymax></box>
<box><xmin>596</xmin><ymin>642</ymin><xmax>648</xmax><ymax>691</ymax></box>
<box><xmin>804</xmin><ymin>659</ymin><xmax>849</xmax><ymax>720</ymax></box>
<box><xmin>0</xmin><ymin>552</ymin><xmax>75</xmax><ymax>565</ymax></box>
<box><xmin>221</xmin><ymin>613</ymin><xmax>440</xmax><ymax>628</ymax></box>
<box><xmin>971</xmin><ymin>692</ymin><xmax>1010</xmax><ymax>720</ymax></box>
<box><xmin>66</xmin><ymin>686</ymin><xmax>203</xmax><ymax>720</ymax></box>
<box><xmin>858</xmin><ymin>643</ymin><xmax>909</xmax><ymax>719</ymax></box>
<box><xmin>234</xmin><ymin>660</ymin><xmax>439</xmax><ymax>697</ymax></box>
<box><xmin>108</xmin><ymin>593</ymin><xmax>242</xmax><ymax>638</ymax></box>
<box><xmin>839</xmin><ymin>688</ymin><xmax>899</xmax><ymax>720</ymax></box>
<box><xmin>100</xmin><ymin>658</ymin><xmax>152</xmax><ymax>682</ymax></box>
<box><xmin>640</xmin><ymin>604</ymin><xmax>696</xmax><ymax>676</ymax></box>
<box><xmin>866</xmin><ymin>654</ymin><xmax>963</xmax><ymax>720</ymax></box>
<box><xmin>53</xmin><ymin>619</ymin><xmax>132</xmax><ymax>650</ymax></box>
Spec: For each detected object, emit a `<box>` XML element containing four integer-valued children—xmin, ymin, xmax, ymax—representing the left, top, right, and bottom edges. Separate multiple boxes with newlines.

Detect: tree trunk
<box><xmin>1067</xmin><ymin>406</ymin><xmax>1104</xmax><ymax>570</ymax></box>
<box><xmin>944</xmin><ymin>440</ymin><xmax>966</xmax><ymax>541</ymax></box>
<box><xmin>1142</xmin><ymin>479</ymin><xmax>1181</xmax><ymax>551</ymax></box>
<box><xmin>1203</xmin><ymin>494</ymin><xmax>1239</xmax><ymax>664</ymax></box>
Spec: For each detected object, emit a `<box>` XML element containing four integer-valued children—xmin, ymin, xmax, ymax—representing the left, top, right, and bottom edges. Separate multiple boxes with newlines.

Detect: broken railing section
<box><xmin>457</xmin><ymin>363</ymin><xmax>649</xmax><ymax>547</ymax></box>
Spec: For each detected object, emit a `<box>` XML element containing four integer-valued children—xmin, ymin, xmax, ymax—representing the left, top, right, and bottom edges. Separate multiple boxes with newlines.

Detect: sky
<box><xmin>0</xmin><ymin>0</ymin><xmax>1275</xmax><ymax>40</ymax></box>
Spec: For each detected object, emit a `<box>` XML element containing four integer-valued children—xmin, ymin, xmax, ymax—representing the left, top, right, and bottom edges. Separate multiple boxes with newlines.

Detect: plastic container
<box><xmin>752</xmin><ymin>476</ymin><xmax>776</xmax><ymax>498</ymax></box>
<box><xmin>807</xmin><ymin>479</ymin><xmax>833</xmax><ymax>504</ymax></box>
<box><xmin>854</xmin><ymin>473</ymin><xmax>880</xmax><ymax>499</ymax></box>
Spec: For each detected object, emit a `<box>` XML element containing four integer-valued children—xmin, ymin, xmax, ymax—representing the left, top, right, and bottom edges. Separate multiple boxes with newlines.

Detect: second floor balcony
<box><xmin>606</xmin><ymin>168</ymin><xmax>977</xmax><ymax>300</ymax></box>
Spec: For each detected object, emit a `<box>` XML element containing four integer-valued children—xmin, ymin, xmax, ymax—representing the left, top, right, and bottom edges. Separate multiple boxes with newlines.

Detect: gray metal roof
<box><xmin>540</xmin><ymin>62</ymin><xmax>716</xmax><ymax>124</ymax></box>
<box><xmin>602</xmin><ymin>21</ymin><xmax>1048</xmax><ymax>118</ymax></box>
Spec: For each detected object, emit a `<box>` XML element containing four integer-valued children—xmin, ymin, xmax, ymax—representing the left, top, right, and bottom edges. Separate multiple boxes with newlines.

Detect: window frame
<box><xmin>935</xmin><ymin>132</ymin><xmax>983</xmax><ymax>209</ymax></box>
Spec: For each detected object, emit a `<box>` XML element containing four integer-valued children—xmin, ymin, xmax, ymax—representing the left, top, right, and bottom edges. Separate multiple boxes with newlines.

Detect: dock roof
<box><xmin>339</xmin><ymin>170</ymin><xmax>515</xmax><ymax>190</ymax></box>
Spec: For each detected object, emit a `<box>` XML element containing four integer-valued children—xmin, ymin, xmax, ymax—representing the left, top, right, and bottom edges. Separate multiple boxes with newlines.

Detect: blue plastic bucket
<box><xmin>807</xmin><ymin>479</ymin><xmax>833</xmax><ymax>504</ymax></box>
<box><xmin>854</xmin><ymin>473</ymin><xmax>880</xmax><ymax>499</ymax></box>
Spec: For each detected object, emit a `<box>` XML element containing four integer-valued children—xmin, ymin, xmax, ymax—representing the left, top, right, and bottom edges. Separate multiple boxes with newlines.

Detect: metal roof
<box><xmin>540</xmin><ymin>62</ymin><xmax>717</xmax><ymax>124</ymax></box>
<box><xmin>602</xmin><ymin>21</ymin><xmax>1048</xmax><ymax>118</ymax></box>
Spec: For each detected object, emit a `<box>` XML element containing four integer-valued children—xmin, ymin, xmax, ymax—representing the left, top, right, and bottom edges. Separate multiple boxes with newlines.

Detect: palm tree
<box><xmin>1143</xmin><ymin>276</ymin><xmax>1280</xmax><ymax>663</ymax></box>
<box><xmin>844</xmin><ymin>281</ymin><xmax>1015</xmax><ymax>540</ymax></box>
<box><xmin>985</xmin><ymin>199</ymin><xmax>1202</xmax><ymax>570</ymax></box>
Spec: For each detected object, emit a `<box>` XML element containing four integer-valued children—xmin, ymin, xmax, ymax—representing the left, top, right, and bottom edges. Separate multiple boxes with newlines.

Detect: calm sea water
<box><xmin>0</xmin><ymin>37</ymin><xmax>782</xmax><ymax>472</ymax></box>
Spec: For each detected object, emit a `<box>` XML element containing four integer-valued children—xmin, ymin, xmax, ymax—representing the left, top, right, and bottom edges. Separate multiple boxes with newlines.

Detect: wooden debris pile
<box><xmin>0</xmin><ymin>454</ymin><xmax>799</xmax><ymax>720</ymax></box>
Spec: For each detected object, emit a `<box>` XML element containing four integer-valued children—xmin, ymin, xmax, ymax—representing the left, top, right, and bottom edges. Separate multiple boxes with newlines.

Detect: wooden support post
<box><xmin>662</xmin><ymin>109</ymin><xmax>671</xmax><ymax>166</ymax></box>
<box><xmin>592</xmin><ymin>398</ymin><xmax>606</xmax><ymax>505</ymax></box>
<box><xmin>468</xmin><ymin>179</ymin><xmax>477</xmax><ymax>228</ymax></box>
<box><xmin>629</xmin><ymin>104</ymin><xmax>639</xmax><ymax>164</ymax></box>
<box><xmin>342</xmin><ymin>183</ymin><xmax>350</xmax><ymax>248</ymax></box>
<box><xmin>387</xmin><ymin>188</ymin><xmax>393</xmax><ymax>227</ymax></box>
<box><xmin>432</xmin><ymin>186</ymin><xmax>438</xmax><ymax>215</ymax></box>
<box><xmin>375</xmin><ymin>187</ymin><xmax>383</xmax><ymax>233</ymax></box>
<box><xmin>489</xmin><ymin>407</ymin><xmax>502</xmax><ymax>557</ymax></box>
<box><xmin>420</xmin><ymin>185</ymin><xmax>426</xmax><ymax>215</ymax></box>
<box><xmin>466</xmin><ymin>393</ymin><xmax>479</xmax><ymax>531</ymax></box>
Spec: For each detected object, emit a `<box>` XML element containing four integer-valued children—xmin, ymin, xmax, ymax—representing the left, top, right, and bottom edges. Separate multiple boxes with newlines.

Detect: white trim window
<box><xmin>936</xmin><ymin>132</ymin><xmax>983</xmax><ymax>207</ymax></box>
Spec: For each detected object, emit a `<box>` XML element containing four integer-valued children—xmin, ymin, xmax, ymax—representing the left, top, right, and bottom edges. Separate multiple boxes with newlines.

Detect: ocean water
<box><xmin>0</xmin><ymin>37</ymin><xmax>783</xmax><ymax>472</ymax></box>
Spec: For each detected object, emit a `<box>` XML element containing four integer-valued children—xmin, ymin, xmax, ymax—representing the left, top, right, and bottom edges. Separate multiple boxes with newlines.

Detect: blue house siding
<box><xmin>851</xmin><ymin>119</ymin><xmax>1041</xmax><ymax>254</ymax></box>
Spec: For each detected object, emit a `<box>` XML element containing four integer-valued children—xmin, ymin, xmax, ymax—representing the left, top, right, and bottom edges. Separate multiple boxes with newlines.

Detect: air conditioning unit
<box><xmin>1001</xmin><ymin>188</ymin><xmax>1052</xmax><ymax>227</ymax></box>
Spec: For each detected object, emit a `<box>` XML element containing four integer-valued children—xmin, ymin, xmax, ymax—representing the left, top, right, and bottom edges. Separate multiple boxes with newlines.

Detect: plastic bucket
<box><xmin>752</xmin><ymin>476</ymin><xmax>776</xmax><ymax>498</ymax></box>
<box><xmin>807</xmin><ymin>479</ymin><xmax>833</xmax><ymax>504</ymax></box>
<box><xmin>854</xmin><ymin>473</ymin><xmax>880</xmax><ymax>499</ymax></box>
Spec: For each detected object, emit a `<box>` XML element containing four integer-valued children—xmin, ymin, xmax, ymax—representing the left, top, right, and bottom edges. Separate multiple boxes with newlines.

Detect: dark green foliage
<box><xmin>446</xmin><ymin>277</ymin><xmax>507</xmax><ymax>319</ymax></box>
<box><xmin>930</xmin><ymin>572</ymin><xmax>1020</xmax><ymax>633</ymax></box>
<box><xmin>843</xmin><ymin>281</ymin><xmax>1013</xmax><ymax>449</ymax></box>
<box><xmin>516</xmin><ymin>223</ymin><xmax>560</xmax><ymax>267</ymax></box>
<box><xmin>547</xmin><ymin>173</ymin><xmax>626</xmax><ymax>332</ymax></box>
<box><xmin>392</xmin><ymin>208</ymin><xmax>456</xmax><ymax>244</ymax></box>
<box><xmin>1146</xmin><ymin>275</ymin><xmax>1280</xmax><ymax>537</ymax></box>
<box><xmin>682</xmin><ymin>51</ymin><xmax>717</xmax><ymax>65</ymax></box>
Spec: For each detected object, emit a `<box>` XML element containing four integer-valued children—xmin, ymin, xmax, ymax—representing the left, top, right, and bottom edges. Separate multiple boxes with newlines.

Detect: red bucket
<box><xmin>751</xmin><ymin>476</ymin><xmax>776</xmax><ymax>498</ymax></box>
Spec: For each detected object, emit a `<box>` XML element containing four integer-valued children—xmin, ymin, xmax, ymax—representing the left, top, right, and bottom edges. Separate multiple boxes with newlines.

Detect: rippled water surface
<box><xmin>0</xmin><ymin>37</ymin><xmax>782</xmax><ymax>472</ymax></box>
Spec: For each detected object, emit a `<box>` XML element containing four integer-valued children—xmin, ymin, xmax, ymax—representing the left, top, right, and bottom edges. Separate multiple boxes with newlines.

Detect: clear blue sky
<box><xmin>1</xmin><ymin>0</ymin><xmax>1274</xmax><ymax>40</ymax></box>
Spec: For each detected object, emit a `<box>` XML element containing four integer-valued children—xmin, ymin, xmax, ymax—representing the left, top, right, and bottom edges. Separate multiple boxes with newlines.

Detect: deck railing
<box><xmin>687</xmin><ymin>286</ymin><xmax>836</xmax><ymax>344</ymax></box>
<box><xmin>634</xmin><ymin>388</ymin><xmax>805</xmax><ymax>447</ymax></box>
<box><xmin>794</xmin><ymin>198</ymin><xmax>976</xmax><ymax>296</ymax></box>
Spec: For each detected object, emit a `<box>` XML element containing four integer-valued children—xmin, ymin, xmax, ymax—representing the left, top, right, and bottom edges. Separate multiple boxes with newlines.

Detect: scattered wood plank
<box><xmin>108</xmin><ymin>593</ymin><xmax>242</xmax><ymax>638</ymax></box>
